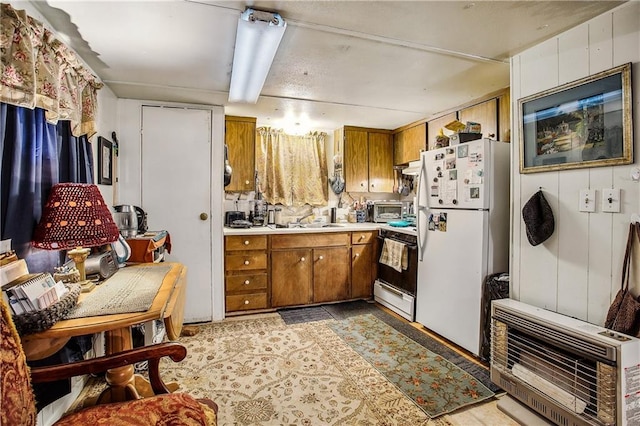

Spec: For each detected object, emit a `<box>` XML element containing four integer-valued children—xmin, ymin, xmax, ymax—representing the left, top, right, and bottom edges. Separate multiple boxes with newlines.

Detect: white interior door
<box><xmin>141</xmin><ymin>106</ymin><xmax>212</xmax><ymax>322</ymax></box>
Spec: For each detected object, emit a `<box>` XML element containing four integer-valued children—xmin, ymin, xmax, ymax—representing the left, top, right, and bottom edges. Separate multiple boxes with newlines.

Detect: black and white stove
<box><xmin>375</xmin><ymin>226</ymin><xmax>418</xmax><ymax>321</ymax></box>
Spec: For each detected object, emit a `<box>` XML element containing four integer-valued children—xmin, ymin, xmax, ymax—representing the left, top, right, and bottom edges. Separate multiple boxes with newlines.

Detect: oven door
<box><xmin>376</xmin><ymin>236</ymin><xmax>417</xmax><ymax>296</ymax></box>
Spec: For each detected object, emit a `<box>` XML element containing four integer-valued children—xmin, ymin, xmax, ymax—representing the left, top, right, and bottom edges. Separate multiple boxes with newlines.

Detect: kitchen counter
<box><xmin>223</xmin><ymin>222</ymin><xmax>381</xmax><ymax>236</ymax></box>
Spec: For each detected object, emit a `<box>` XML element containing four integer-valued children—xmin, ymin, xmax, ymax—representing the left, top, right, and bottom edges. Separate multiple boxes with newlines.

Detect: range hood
<box><xmin>402</xmin><ymin>160</ymin><xmax>420</xmax><ymax>175</ymax></box>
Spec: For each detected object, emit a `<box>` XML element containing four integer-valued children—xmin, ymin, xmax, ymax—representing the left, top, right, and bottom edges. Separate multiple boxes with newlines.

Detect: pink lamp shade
<box><xmin>32</xmin><ymin>183</ymin><xmax>120</xmax><ymax>250</ymax></box>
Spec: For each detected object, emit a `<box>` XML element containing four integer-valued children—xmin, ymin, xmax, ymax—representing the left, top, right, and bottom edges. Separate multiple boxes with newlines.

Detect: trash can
<box><xmin>479</xmin><ymin>272</ymin><xmax>509</xmax><ymax>362</ymax></box>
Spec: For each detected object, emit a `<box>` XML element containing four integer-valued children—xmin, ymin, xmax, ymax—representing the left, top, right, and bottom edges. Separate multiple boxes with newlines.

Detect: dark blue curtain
<box><xmin>0</xmin><ymin>103</ymin><xmax>94</xmax><ymax>271</ymax></box>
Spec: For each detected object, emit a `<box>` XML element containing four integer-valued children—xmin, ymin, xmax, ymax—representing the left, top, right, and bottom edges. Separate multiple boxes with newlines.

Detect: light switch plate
<box><xmin>579</xmin><ymin>189</ymin><xmax>596</xmax><ymax>212</ymax></box>
<box><xmin>602</xmin><ymin>188</ymin><xmax>620</xmax><ymax>213</ymax></box>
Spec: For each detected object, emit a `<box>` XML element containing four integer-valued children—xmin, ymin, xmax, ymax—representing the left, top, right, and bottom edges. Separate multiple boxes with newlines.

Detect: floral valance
<box><xmin>0</xmin><ymin>3</ymin><xmax>103</xmax><ymax>138</ymax></box>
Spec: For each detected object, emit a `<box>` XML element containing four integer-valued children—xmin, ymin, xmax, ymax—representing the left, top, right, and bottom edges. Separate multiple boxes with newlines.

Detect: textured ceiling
<box><xmin>31</xmin><ymin>0</ymin><xmax>626</xmax><ymax>132</ymax></box>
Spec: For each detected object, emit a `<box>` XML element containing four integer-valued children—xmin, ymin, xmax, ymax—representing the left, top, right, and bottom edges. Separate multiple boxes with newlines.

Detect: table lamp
<box><xmin>32</xmin><ymin>183</ymin><xmax>120</xmax><ymax>292</ymax></box>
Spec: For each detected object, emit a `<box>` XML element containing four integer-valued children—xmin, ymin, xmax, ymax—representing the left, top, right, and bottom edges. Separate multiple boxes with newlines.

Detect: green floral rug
<box><xmin>328</xmin><ymin>314</ymin><xmax>495</xmax><ymax>417</ymax></box>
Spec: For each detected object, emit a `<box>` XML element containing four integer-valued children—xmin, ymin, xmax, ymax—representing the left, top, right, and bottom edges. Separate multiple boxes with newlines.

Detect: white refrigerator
<box><xmin>415</xmin><ymin>138</ymin><xmax>510</xmax><ymax>356</ymax></box>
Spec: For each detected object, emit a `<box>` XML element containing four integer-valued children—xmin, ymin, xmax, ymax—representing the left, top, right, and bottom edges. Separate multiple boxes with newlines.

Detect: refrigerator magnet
<box><xmin>428</xmin><ymin>213</ymin><xmax>436</xmax><ymax>231</ymax></box>
<box><xmin>470</xmin><ymin>187</ymin><xmax>480</xmax><ymax>199</ymax></box>
<box><xmin>449</xmin><ymin>170</ymin><xmax>457</xmax><ymax>180</ymax></box>
<box><xmin>438</xmin><ymin>213</ymin><xmax>447</xmax><ymax>232</ymax></box>
<box><xmin>458</xmin><ymin>145</ymin><xmax>468</xmax><ymax>158</ymax></box>
<box><xmin>445</xmin><ymin>158</ymin><xmax>456</xmax><ymax>170</ymax></box>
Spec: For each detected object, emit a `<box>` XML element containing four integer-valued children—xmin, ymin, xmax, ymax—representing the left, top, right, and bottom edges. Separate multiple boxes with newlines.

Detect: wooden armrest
<box><xmin>30</xmin><ymin>342</ymin><xmax>186</xmax><ymax>395</ymax></box>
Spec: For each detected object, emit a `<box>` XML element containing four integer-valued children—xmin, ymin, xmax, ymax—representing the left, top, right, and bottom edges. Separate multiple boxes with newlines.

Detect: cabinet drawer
<box><xmin>226</xmin><ymin>273</ymin><xmax>267</xmax><ymax>293</ymax></box>
<box><xmin>226</xmin><ymin>293</ymin><xmax>268</xmax><ymax>312</ymax></box>
<box><xmin>352</xmin><ymin>231</ymin><xmax>377</xmax><ymax>245</ymax></box>
<box><xmin>225</xmin><ymin>235</ymin><xmax>267</xmax><ymax>251</ymax></box>
<box><xmin>271</xmin><ymin>233</ymin><xmax>350</xmax><ymax>249</ymax></box>
<box><xmin>225</xmin><ymin>253</ymin><xmax>267</xmax><ymax>271</ymax></box>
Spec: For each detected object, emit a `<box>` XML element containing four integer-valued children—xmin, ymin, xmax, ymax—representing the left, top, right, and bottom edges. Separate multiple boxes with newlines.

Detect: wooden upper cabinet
<box><xmin>343</xmin><ymin>127</ymin><xmax>393</xmax><ymax>193</ymax></box>
<box><xmin>427</xmin><ymin>113</ymin><xmax>457</xmax><ymax>150</ymax></box>
<box><xmin>458</xmin><ymin>99</ymin><xmax>498</xmax><ymax>141</ymax></box>
<box><xmin>225</xmin><ymin>116</ymin><xmax>256</xmax><ymax>192</ymax></box>
<box><xmin>368</xmin><ymin>132</ymin><xmax>394</xmax><ymax>193</ymax></box>
<box><xmin>344</xmin><ymin>129</ymin><xmax>369</xmax><ymax>193</ymax></box>
<box><xmin>393</xmin><ymin>123</ymin><xmax>426</xmax><ymax>165</ymax></box>
<box><xmin>498</xmin><ymin>90</ymin><xmax>511</xmax><ymax>142</ymax></box>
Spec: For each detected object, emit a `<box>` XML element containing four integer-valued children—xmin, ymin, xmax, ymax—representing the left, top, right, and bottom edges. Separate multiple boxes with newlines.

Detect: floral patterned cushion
<box><xmin>1</xmin><ymin>297</ymin><xmax>37</xmax><ymax>426</ymax></box>
<box><xmin>55</xmin><ymin>393</ymin><xmax>217</xmax><ymax>426</ymax></box>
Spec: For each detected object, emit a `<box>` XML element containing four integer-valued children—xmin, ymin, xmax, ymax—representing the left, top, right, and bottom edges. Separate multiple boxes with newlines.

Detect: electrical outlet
<box><xmin>602</xmin><ymin>188</ymin><xmax>620</xmax><ymax>213</ymax></box>
<box><xmin>579</xmin><ymin>189</ymin><xmax>596</xmax><ymax>212</ymax></box>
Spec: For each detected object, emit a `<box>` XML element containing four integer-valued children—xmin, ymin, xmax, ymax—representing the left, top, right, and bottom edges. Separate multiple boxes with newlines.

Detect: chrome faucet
<box><xmin>296</xmin><ymin>212</ymin><xmax>314</xmax><ymax>223</ymax></box>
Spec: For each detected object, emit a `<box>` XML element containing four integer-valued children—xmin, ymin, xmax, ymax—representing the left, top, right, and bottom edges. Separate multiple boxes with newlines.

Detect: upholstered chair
<box><xmin>0</xmin><ymin>298</ymin><xmax>217</xmax><ymax>425</ymax></box>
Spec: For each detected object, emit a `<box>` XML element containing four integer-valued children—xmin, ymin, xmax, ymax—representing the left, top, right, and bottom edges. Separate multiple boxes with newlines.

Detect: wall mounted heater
<box><xmin>490</xmin><ymin>299</ymin><xmax>640</xmax><ymax>426</ymax></box>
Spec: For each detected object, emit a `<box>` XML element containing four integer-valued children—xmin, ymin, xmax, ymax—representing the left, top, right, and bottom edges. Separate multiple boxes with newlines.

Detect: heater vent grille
<box><xmin>490</xmin><ymin>302</ymin><xmax>622</xmax><ymax>426</ymax></box>
<box><xmin>493</xmin><ymin>307</ymin><xmax>615</xmax><ymax>362</ymax></box>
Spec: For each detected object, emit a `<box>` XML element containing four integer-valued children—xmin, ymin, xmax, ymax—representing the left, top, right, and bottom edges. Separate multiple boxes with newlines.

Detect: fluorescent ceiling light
<box><xmin>228</xmin><ymin>8</ymin><xmax>286</xmax><ymax>104</ymax></box>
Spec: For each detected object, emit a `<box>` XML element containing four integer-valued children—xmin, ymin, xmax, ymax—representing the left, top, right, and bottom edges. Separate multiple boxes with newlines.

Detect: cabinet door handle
<box><xmin>200</xmin><ymin>212</ymin><xmax>208</xmax><ymax>220</ymax></box>
<box><xmin>318</xmin><ymin>255</ymin><xmax>324</xmax><ymax>260</ymax></box>
<box><xmin>359</xmin><ymin>235</ymin><xmax>365</xmax><ymax>241</ymax></box>
<box><xmin>354</xmin><ymin>253</ymin><xmax>360</xmax><ymax>258</ymax></box>
<box><xmin>300</xmin><ymin>257</ymin><xmax>306</xmax><ymax>262</ymax></box>
<box><xmin>244</xmin><ymin>300</ymin><xmax>250</xmax><ymax>305</ymax></box>
<box><xmin>244</xmin><ymin>240</ymin><xmax>250</xmax><ymax>245</ymax></box>
<box><xmin>245</xmin><ymin>180</ymin><xmax>250</xmax><ymax>185</ymax></box>
<box><xmin>244</xmin><ymin>279</ymin><xmax>250</xmax><ymax>285</ymax></box>
<box><xmin>244</xmin><ymin>260</ymin><xmax>250</xmax><ymax>265</ymax></box>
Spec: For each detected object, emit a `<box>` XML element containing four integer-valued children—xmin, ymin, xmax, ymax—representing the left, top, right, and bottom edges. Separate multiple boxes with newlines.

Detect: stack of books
<box><xmin>1</xmin><ymin>254</ymin><xmax>69</xmax><ymax>316</ymax></box>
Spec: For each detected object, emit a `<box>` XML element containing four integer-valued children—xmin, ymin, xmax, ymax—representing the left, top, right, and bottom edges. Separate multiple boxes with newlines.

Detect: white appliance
<box><xmin>491</xmin><ymin>299</ymin><xmax>640</xmax><ymax>426</ymax></box>
<box><xmin>415</xmin><ymin>138</ymin><xmax>510</xmax><ymax>356</ymax></box>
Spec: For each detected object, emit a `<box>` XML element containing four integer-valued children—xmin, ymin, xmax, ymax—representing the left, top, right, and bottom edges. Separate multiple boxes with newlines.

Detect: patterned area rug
<box><xmin>280</xmin><ymin>300</ymin><xmax>501</xmax><ymax>394</ymax></box>
<box><xmin>328</xmin><ymin>314</ymin><xmax>494</xmax><ymax>417</ymax></box>
<box><xmin>165</xmin><ymin>314</ymin><xmax>453</xmax><ymax>425</ymax></box>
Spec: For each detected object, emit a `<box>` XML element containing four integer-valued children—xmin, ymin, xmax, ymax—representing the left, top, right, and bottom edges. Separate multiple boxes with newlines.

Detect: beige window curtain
<box><xmin>0</xmin><ymin>3</ymin><xmax>103</xmax><ymax>137</ymax></box>
<box><xmin>256</xmin><ymin>127</ymin><xmax>328</xmax><ymax>207</ymax></box>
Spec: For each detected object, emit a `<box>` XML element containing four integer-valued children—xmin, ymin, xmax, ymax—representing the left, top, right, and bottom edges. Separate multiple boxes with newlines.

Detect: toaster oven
<box><xmin>372</xmin><ymin>201</ymin><xmax>403</xmax><ymax>223</ymax></box>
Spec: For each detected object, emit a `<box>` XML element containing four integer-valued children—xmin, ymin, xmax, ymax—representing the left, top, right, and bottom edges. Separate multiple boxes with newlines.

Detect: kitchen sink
<box><xmin>286</xmin><ymin>222</ymin><xmax>344</xmax><ymax>228</ymax></box>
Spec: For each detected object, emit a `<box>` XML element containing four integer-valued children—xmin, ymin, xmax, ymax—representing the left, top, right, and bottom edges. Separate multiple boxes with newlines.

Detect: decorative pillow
<box><xmin>54</xmin><ymin>393</ymin><xmax>216</xmax><ymax>425</ymax></box>
<box><xmin>0</xmin><ymin>298</ymin><xmax>37</xmax><ymax>426</ymax></box>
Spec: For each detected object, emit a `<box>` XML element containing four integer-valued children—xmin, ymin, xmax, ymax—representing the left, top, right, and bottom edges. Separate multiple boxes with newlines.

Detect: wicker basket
<box><xmin>13</xmin><ymin>284</ymin><xmax>81</xmax><ymax>335</ymax></box>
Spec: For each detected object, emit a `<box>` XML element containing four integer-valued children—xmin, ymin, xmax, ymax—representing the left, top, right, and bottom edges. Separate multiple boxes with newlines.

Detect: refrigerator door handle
<box><xmin>417</xmin><ymin>154</ymin><xmax>428</xmax><ymax>262</ymax></box>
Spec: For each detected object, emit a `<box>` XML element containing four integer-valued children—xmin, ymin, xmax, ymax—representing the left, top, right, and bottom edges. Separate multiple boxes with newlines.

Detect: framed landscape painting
<box><xmin>519</xmin><ymin>63</ymin><xmax>632</xmax><ymax>173</ymax></box>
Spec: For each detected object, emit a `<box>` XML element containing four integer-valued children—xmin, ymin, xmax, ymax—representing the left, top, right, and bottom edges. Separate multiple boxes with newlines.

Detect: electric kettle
<box><xmin>113</xmin><ymin>205</ymin><xmax>138</xmax><ymax>237</ymax></box>
<box><xmin>133</xmin><ymin>206</ymin><xmax>148</xmax><ymax>234</ymax></box>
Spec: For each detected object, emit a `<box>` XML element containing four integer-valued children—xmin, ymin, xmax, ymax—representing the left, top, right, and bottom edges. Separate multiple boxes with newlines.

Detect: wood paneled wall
<box><xmin>510</xmin><ymin>1</ymin><xmax>639</xmax><ymax>326</ymax></box>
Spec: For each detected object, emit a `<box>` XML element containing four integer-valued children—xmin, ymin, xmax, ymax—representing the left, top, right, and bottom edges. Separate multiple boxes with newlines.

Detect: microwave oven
<box><xmin>372</xmin><ymin>201</ymin><xmax>403</xmax><ymax>223</ymax></box>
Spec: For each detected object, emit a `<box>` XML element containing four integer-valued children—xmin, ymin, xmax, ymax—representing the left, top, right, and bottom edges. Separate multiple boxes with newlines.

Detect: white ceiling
<box><xmin>31</xmin><ymin>0</ymin><xmax>625</xmax><ymax>133</ymax></box>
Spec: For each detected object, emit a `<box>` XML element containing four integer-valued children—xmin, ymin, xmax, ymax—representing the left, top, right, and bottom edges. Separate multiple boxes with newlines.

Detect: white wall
<box><xmin>95</xmin><ymin>86</ymin><xmax>119</xmax><ymax>205</ymax></box>
<box><xmin>510</xmin><ymin>1</ymin><xmax>640</xmax><ymax>326</ymax></box>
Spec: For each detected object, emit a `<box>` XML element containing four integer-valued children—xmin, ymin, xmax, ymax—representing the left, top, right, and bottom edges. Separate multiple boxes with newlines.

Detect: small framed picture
<box><xmin>98</xmin><ymin>136</ymin><xmax>113</xmax><ymax>185</ymax></box>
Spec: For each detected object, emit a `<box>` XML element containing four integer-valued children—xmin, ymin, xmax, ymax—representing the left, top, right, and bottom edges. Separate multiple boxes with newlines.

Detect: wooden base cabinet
<box><xmin>224</xmin><ymin>235</ymin><xmax>268</xmax><ymax>313</ymax></box>
<box><xmin>351</xmin><ymin>231</ymin><xmax>377</xmax><ymax>298</ymax></box>
<box><xmin>271</xmin><ymin>249</ymin><xmax>312</xmax><ymax>307</ymax></box>
<box><xmin>227</xmin><ymin>230</ymin><xmax>377</xmax><ymax>314</ymax></box>
<box><xmin>271</xmin><ymin>233</ymin><xmax>351</xmax><ymax>308</ymax></box>
<box><xmin>313</xmin><ymin>247</ymin><xmax>350</xmax><ymax>303</ymax></box>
